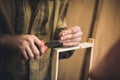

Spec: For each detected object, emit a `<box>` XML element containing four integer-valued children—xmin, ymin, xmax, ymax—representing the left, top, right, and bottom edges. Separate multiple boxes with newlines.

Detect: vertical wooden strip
<box><xmin>51</xmin><ymin>50</ymin><xmax>59</xmax><ymax>80</ymax></box>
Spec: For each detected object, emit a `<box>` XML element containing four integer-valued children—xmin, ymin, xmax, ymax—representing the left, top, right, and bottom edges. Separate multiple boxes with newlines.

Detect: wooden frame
<box><xmin>51</xmin><ymin>38</ymin><xmax>94</xmax><ymax>80</ymax></box>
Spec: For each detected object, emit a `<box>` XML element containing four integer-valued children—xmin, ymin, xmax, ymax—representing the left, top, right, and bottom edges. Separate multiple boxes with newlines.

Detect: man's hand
<box><xmin>59</xmin><ymin>26</ymin><xmax>83</xmax><ymax>47</ymax></box>
<box><xmin>0</xmin><ymin>35</ymin><xmax>47</xmax><ymax>60</ymax></box>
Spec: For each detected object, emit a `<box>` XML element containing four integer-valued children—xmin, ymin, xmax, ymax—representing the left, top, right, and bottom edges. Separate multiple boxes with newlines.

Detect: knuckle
<box><xmin>26</xmin><ymin>38</ymin><xmax>34</xmax><ymax>44</ymax></box>
<box><xmin>31</xmin><ymin>35</ymin><xmax>36</xmax><ymax>38</ymax></box>
<box><xmin>77</xmin><ymin>26</ymin><xmax>80</xmax><ymax>29</ymax></box>
<box><xmin>20</xmin><ymin>41</ymin><xmax>28</xmax><ymax>47</ymax></box>
<box><xmin>26</xmin><ymin>38</ymin><xmax>31</xmax><ymax>43</ymax></box>
<box><xmin>26</xmin><ymin>35</ymin><xmax>36</xmax><ymax>40</ymax></box>
<box><xmin>23</xmin><ymin>40</ymin><xmax>27</xmax><ymax>44</ymax></box>
<box><xmin>30</xmin><ymin>55</ymin><xmax>34</xmax><ymax>59</ymax></box>
<box><xmin>77</xmin><ymin>31</ymin><xmax>82</xmax><ymax>37</ymax></box>
<box><xmin>34</xmin><ymin>51</ymin><xmax>40</xmax><ymax>56</ymax></box>
<box><xmin>75</xmin><ymin>26</ymin><xmax>81</xmax><ymax>30</ymax></box>
<box><xmin>32</xmin><ymin>35</ymin><xmax>38</xmax><ymax>40</ymax></box>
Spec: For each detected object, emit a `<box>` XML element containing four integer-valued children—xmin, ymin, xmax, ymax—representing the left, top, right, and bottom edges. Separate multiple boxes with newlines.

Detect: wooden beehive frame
<box><xmin>51</xmin><ymin>38</ymin><xmax>94</xmax><ymax>80</ymax></box>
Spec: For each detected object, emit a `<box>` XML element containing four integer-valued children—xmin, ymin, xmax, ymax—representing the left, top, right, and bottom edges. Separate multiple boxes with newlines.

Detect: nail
<box><xmin>45</xmin><ymin>46</ymin><xmax>48</xmax><ymax>51</ymax></box>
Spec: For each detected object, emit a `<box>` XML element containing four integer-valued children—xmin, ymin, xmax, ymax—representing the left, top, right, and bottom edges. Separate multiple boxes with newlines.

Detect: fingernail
<box><xmin>45</xmin><ymin>46</ymin><xmax>48</xmax><ymax>51</ymax></box>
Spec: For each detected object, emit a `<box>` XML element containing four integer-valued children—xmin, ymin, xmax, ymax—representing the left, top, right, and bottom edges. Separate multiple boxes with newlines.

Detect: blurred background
<box><xmin>58</xmin><ymin>0</ymin><xmax>120</xmax><ymax>80</ymax></box>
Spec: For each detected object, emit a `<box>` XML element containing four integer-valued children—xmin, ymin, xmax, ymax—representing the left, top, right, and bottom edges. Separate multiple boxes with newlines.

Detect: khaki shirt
<box><xmin>0</xmin><ymin>0</ymin><xmax>68</xmax><ymax>80</ymax></box>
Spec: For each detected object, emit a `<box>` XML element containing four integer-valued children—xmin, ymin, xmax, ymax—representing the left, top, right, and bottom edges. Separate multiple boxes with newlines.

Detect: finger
<box><xmin>63</xmin><ymin>37</ymin><xmax>82</xmax><ymax>43</ymax></box>
<box><xmin>26</xmin><ymin>45</ymin><xmax>34</xmax><ymax>59</ymax></box>
<box><xmin>34</xmin><ymin>39</ymin><xmax>48</xmax><ymax>55</ymax></box>
<box><xmin>63</xmin><ymin>41</ymin><xmax>80</xmax><ymax>47</ymax></box>
<box><xmin>33</xmin><ymin>37</ymin><xmax>48</xmax><ymax>55</ymax></box>
<box><xmin>40</xmin><ymin>41</ymin><xmax>48</xmax><ymax>54</ymax></box>
<box><xmin>30</xmin><ymin>40</ymin><xmax>40</xmax><ymax>56</ymax></box>
<box><xmin>22</xmin><ymin>49</ymin><xmax>29</xmax><ymax>60</ymax></box>
<box><xmin>30</xmin><ymin>40</ymin><xmax>40</xmax><ymax>57</ymax></box>
<box><xmin>33</xmin><ymin>37</ymin><xmax>44</xmax><ymax>54</ymax></box>
<box><xmin>59</xmin><ymin>26</ymin><xmax>81</xmax><ymax>36</ymax></box>
<box><xmin>60</xmin><ymin>31</ymin><xmax>82</xmax><ymax>41</ymax></box>
<box><xmin>33</xmin><ymin>36</ymin><xmax>41</xmax><ymax>47</ymax></box>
